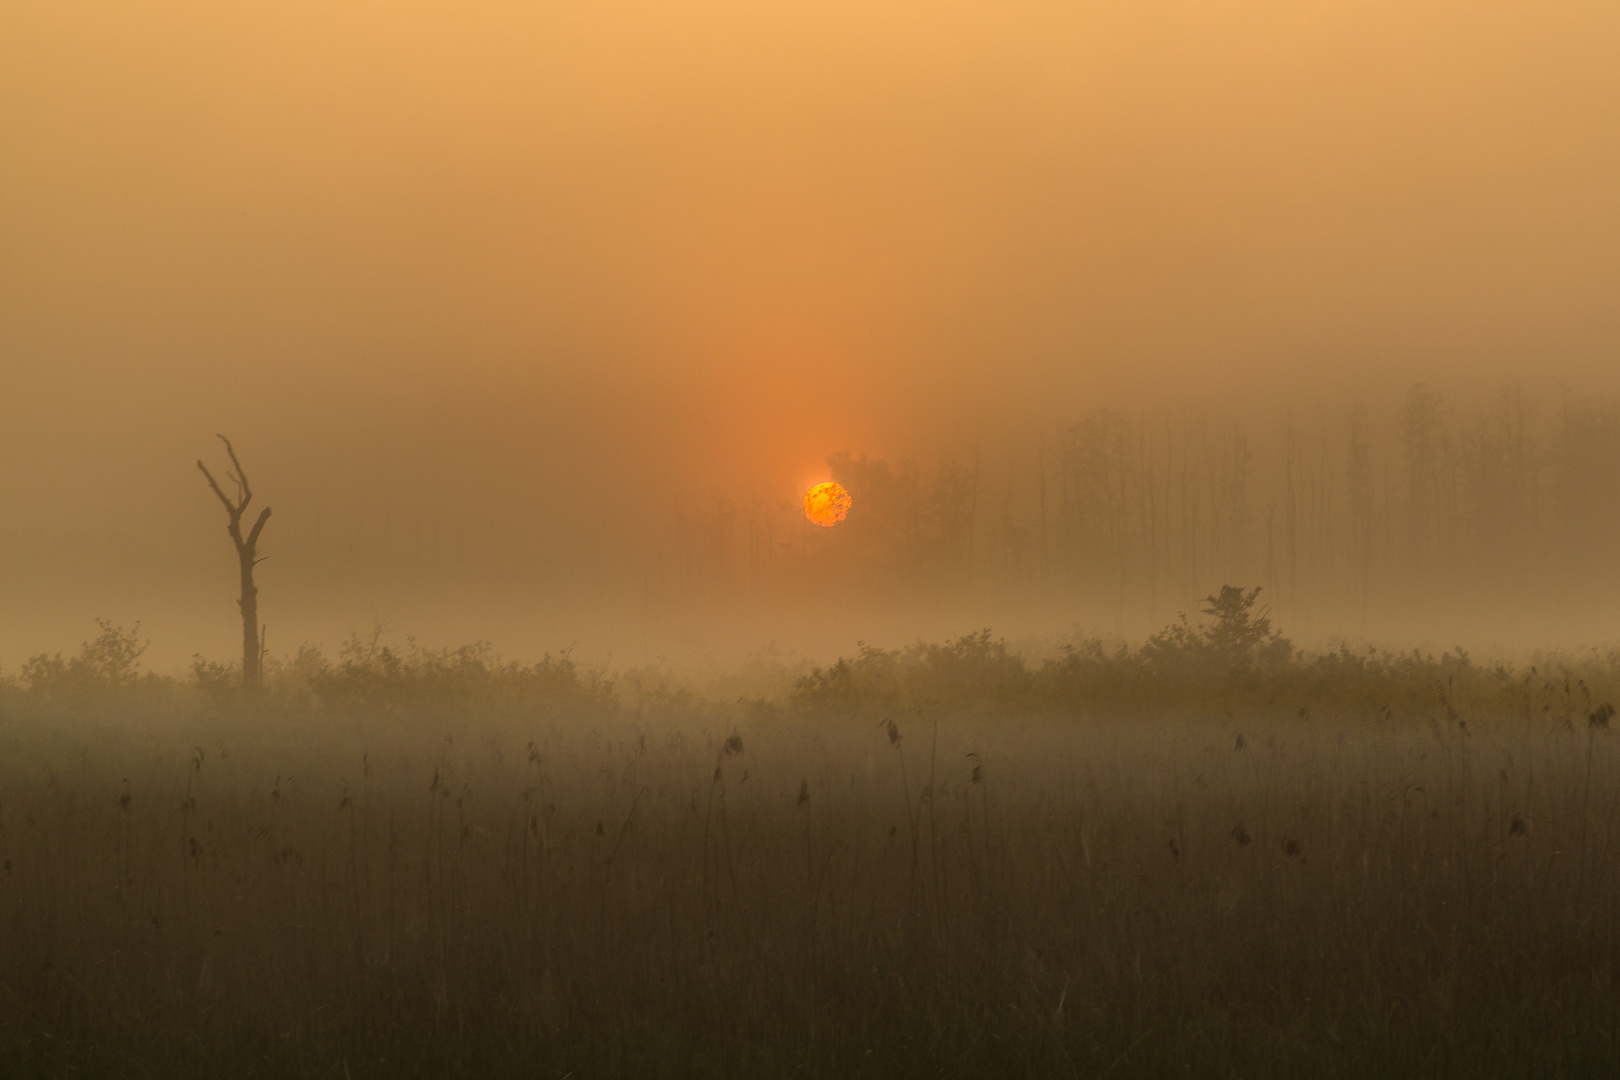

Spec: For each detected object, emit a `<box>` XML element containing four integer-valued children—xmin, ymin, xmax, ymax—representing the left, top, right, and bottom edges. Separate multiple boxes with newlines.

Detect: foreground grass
<box><xmin>1</xmin><ymin>688</ymin><xmax>1616</xmax><ymax>1079</ymax></box>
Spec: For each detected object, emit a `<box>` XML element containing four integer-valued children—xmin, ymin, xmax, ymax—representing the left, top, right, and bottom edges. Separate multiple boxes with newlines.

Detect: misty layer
<box><xmin>9</xmin><ymin>589</ymin><xmax>1619</xmax><ymax>735</ymax></box>
<box><xmin>7</xmin><ymin>383</ymin><xmax>1620</xmax><ymax>675</ymax></box>
<box><xmin>7</xmin><ymin>1</ymin><xmax>1620</xmax><ymax>666</ymax></box>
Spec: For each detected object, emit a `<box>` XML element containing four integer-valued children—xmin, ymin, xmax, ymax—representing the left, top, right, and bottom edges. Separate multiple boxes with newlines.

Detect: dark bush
<box><xmin>19</xmin><ymin>620</ymin><xmax>163</xmax><ymax>699</ymax></box>
<box><xmin>305</xmin><ymin>633</ymin><xmax>615</xmax><ymax>713</ymax></box>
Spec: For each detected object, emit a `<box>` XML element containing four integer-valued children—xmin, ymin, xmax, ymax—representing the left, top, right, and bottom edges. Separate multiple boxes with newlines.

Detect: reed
<box><xmin>1</xmin><ymin>685</ymin><xmax>1616</xmax><ymax>1078</ymax></box>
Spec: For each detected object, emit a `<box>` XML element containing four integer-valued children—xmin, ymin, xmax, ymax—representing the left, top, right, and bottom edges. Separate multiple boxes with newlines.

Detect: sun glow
<box><xmin>804</xmin><ymin>481</ymin><xmax>851</xmax><ymax>527</ymax></box>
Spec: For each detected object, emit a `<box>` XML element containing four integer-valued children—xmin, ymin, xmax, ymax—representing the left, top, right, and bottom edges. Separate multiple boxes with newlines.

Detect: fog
<box><xmin>4</xmin><ymin>0</ymin><xmax>1620</xmax><ymax>672</ymax></box>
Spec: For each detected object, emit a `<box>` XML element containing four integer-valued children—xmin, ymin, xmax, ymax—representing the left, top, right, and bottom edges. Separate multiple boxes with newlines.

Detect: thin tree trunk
<box><xmin>238</xmin><ymin>546</ymin><xmax>262</xmax><ymax>689</ymax></box>
<box><xmin>199</xmin><ymin>435</ymin><xmax>272</xmax><ymax>691</ymax></box>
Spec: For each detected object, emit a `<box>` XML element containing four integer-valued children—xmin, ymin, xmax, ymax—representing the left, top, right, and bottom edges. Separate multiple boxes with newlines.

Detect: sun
<box><xmin>804</xmin><ymin>481</ymin><xmax>852</xmax><ymax>527</ymax></box>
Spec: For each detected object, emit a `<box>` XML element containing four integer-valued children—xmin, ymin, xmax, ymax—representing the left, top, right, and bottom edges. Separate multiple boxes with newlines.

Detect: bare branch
<box><xmin>200</xmin><ymin>433</ymin><xmax>270</xmax><ymax>691</ymax></box>
<box><xmin>217</xmin><ymin>434</ymin><xmax>252</xmax><ymax>508</ymax></box>
<box><xmin>197</xmin><ymin>460</ymin><xmax>237</xmax><ymax>514</ymax></box>
<box><xmin>246</xmin><ymin>506</ymin><xmax>272</xmax><ymax>549</ymax></box>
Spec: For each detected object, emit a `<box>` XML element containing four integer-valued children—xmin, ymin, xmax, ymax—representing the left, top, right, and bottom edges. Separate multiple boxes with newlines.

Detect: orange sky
<box><xmin>4</xmin><ymin>0</ymin><xmax>1620</xmax><ymax>667</ymax></box>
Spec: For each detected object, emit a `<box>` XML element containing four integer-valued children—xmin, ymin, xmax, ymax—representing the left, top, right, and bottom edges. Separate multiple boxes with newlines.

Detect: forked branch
<box><xmin>197</xmin><ymin>459</ymin><xmax>238</xmax><ymax>518</ymax></box>
<box><xmin>246</xmin><ymin>506</ymin><xmax>272</xmax><ymax>549</ymax></box>
<box><xmin>198</xmin><ymin>434</ymin><xmax>272</xmax><ymax>691</ymax></box>
<box><xmin>198</xmin><ymin>435</ymin><xmax>271</xmax><ymax>550</ymax></box>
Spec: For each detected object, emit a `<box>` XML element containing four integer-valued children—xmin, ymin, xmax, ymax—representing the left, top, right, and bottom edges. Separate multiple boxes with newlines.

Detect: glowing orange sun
<box><xmin>804</xmin><ymin>481</ymin><xmax>852</xmax><ymax>527</ymax></box>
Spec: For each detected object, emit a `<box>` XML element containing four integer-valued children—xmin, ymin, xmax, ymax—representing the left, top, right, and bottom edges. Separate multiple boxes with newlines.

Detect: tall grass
<box><xmin>1</xmin><ymin>687</ymin><xmax>1617</xmax><ymax>1077</ymax></box>
<box><xmin>2</xmin><ymin>604</ymin><xmax>1617</xmax><ymax>1076</ymax></box>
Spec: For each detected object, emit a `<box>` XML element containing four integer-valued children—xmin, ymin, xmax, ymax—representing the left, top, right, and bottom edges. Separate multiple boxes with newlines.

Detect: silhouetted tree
<box><xmin>1400</xmin><ymin>384</ymin><xmax>1445</xmax><ymax>575</ymax></box>
<box><xmin>1213</xmin><ymin>424</ymin><xmax>1251</xmax><ymax>579</ymax></box>
<box><xmin>1346</xmin><ymin>405</ymin><xmax>1374</xmax><ymax>610</ymax></box>
<box><xmin>1461</xmin><ymin>385</ymin><xmax>1538</xmax><ymax>574</ymax></box>
<box><xmin>1058</xmin><ymin>409</ymin><xmax>1136</xmax><ymax>601</ymax></box>
<box><xmin>930</xmin><ymin>454</ymin><xmax>981</xmax><ymax>575</ymax></box>
<box><xmin>1141</xmin><ymin>585</ymin><xmax>1293</xmax><ymax>673</ymax></box>
<box><xmin>827</xmin><ymin>450</ymin><xmax>945</xmax><ymax>579</ymax></box>
<box><xmin>197</xmin><ymin>435</ymin><xmax>271</xmax><ymax>691</ymax></box>
<box><xmin>1552</xmin><ymin>391</ymin><xmax>1620</xmax><ymax>574</ymax></box>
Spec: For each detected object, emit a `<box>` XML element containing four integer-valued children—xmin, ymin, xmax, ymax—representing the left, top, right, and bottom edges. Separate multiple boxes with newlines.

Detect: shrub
<box><xmin>794</xmin><ymin>631</ymin><xmax>1029</xmax><ymax>714</ymax></box>
<box><xmin>306</xmin><ymin>633</ymin><xmax>616</xmax><ymax>713</ymax></box>
<box><xmin>1140</xmin><ymin>585</ymin><xmax>1294</xmax><ymax>674</ymax></box>
<box><xmin>21</xmin><ymin>620</ymin><xmax>155</xmax><ymax>698</ymax></box>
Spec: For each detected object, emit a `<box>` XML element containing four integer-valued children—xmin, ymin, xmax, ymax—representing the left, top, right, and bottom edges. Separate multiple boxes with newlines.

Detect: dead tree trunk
<box><xmin>198</xmin><ymin>435</ymin><xmax>272</xmax><ymax>691</ymax></box>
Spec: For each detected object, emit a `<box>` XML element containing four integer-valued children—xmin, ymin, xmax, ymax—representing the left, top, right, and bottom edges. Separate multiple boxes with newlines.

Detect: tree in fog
<box><xmin>827</xmin><ymin>450</ymin><xmax>985</xmax><ymax>580</ymax></box>
<box><xmin>1140</xmin><ymin>584</ymin><xmax>1293</xmax><ymax>672</ymax></box>
<box><xmin>197</xmin><ymin>435</ymin><xmax>272</xmax><ymax>691</ymax></box>
<box><xmin>1554</xmin><ymin>392</ymin><xmax>1620</xmax><ymax>542</ymax></box>
<box><xmin>1461</xmin><ymin>386</ymin><xmax>1538</xmax><ymax>575</ymax></box>
<box><xmin>1057</xmin><ymin>409</ymin><xmax>1136</xmax><ymax>595</ymax></box>
<box><xmin>1347</xmin><ymin>405</ymin><xmax>1375</xmax><ymax>610</ymax></box>
<box><xmin>929</xmin><ymin>454</ymin><xmax>981</xmax><ymax>575</ymax></box>
<box><xmin>731</xmin><ymin>382</ymin><xmax>1620</xmax><ymax>622</ymax></box>
<box><xmin>827</xmin><ymin>451</ymin><xmax>911</xmax><ymax>568</ymax></box>
<box><xmin>1211</xmin><ymin>424</ymin><xmax>1252</xmax><ymax>581</ymax></box>
<box><xmin>1399</xmin><ymin>384</ymin><xmax>1446</xmax><ymax>577</ymax></box>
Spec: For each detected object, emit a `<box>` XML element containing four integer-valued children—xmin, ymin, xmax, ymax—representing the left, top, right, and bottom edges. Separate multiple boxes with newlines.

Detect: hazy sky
<box><xmin>4</xmin><ymin>1</ymin><xmax>1619</xmax><ymax>668</ymax></box>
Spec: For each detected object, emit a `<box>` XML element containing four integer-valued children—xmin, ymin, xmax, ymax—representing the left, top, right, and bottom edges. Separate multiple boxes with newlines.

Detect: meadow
<box><xmin>2</xmin><ymin>601</ymin><xmax>1618</xmax><ymax>1078</ymax></box>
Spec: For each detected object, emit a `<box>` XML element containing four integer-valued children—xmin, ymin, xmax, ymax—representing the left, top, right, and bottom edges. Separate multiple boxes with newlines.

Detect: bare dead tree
<box><xmin>198</xmin><ymin>435</ymin><xmax>271</xmax><ymax>691</ymax></box>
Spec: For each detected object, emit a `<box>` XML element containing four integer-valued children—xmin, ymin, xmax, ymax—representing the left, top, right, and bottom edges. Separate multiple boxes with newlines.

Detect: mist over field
<box><xmin>5</xmin><ymin>0</ymin><xmax>1620</xmax><ymax>671</ymax></box>
<box><xmin>5</xmin><ymin>2</ymin><xmax>1620</xmax><ymax>1077</ymax></box>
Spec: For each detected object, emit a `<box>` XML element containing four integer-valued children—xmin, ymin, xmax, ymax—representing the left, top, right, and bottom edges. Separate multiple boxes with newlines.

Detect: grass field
<box><xmin>2</xmin><ymin>682</ymin><xmax>1618</xmax><ymax>1078</ymax></box>
<box><xmin>3</xmin><ymin>601</ymin><xmax>1619</xmax><ymax>1077</ymax></box>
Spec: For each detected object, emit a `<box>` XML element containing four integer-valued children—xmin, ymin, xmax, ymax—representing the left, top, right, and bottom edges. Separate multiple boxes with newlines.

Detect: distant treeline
<box><xmin>7</xmin><ymin>593</ymin><xmax>1618</xmax><ymax>726</ymax></box>
<box><xmin>704</xmin><ymin>384</ymin><xmax>1620</xmax><ymax>625</ymax></box>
